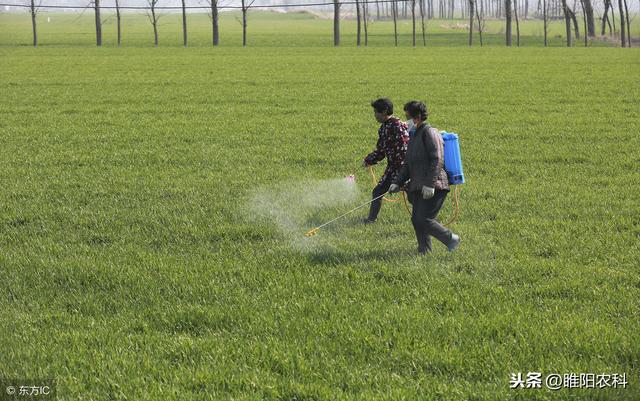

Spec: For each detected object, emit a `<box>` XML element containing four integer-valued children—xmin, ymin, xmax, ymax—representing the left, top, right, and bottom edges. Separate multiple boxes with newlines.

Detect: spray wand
<box><xmin>304</xmin><ymin>192</ymin><xmax>387</xmax><ymax>237</ymax></box>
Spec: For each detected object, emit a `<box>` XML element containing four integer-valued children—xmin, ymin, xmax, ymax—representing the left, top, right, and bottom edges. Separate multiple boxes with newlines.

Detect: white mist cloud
<box><xmin>247</xmin><ymin>176</ymin><xmax>360</xmax><ymax>251</ymax></box>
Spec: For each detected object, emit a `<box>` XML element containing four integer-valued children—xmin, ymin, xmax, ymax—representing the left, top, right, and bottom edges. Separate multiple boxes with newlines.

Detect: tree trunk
<box><xmin>468</xmin><ymin>0</ymin><xmax>474</xmax><ymax>45</ymax></box>
<box><xmin>561</xmin><ymin>0</ymin><xmax>572</xmax><ymax>46</ymax></box>
<box><xmin>411</xmin><ymin>0</ymin><xmax>416</xmax><ymax>46</ymax></box>
<box><xmin>116</xmin><ymin>0</ymin><xmax>121</xmax><ymax>46</ymax></box>
<box><xmin>211</xmin><ymin>0</ymin><xmax>219</xmax><ymax>46</ymax></box>
<box><xmin>623</xmin><ymin>0</ymin><xmax>630</xmax><ymax>46</ymax></box>
<box><xmin>568</xmin><ymin>8</ymin><xmax>580</xmax><ymax>39</ymax></box>
<box><xmin>364</xmin><ymin>0</ymin><xmax>369</xmax><ymax>46</ymax></box>
<box><xmin>543</xmin><ymin>0</ymin><xmax>547</xmax><ymax>45</ymax></box>
<box><xmin>514</xmin><ymin>0</ymin><xmax>520</xmax><ymax>46</ymax></box>
<box><xmin>392</xmin><ymin>0</ymin><xmax>398</xmax><ymax>46</ymax></box>
<box><xmin>582</xmin><ymin>0</ymin><xmax>595</xmax><ymax>36</ymax></box>
<box><xmin>476</xmin><ymin>0</ymin><xmax>483</xmax><ymax>45</ymax></box>
<box><xmin>94</xmin><ymin>0</ymin><xmax>102</xmax><ymax>46</ymax></box>
<box><xmin>579</xmin><ymin>0</ymin><xmax>587</xmax><ymax>45</ymax></box>
<box><xmin>151</xmin><ymin>3</ymin><xmax>158</xmax><ymax>46</ymax></box>
<box><xmin>601</xmin><ymin>0</ymin><xmax>609</xmax><ymax>35</ymax></box>
<box><xmin>30</xmin><ymin>0</ymin><xmax>37</xmax><ymax>47</ymax></box>
<box><xmin>333</xmin><ymin>0</ymin><xmax>340</xmax><ymax>46</ymax></box>
<box><xmin>505</xmin><ymin>0</ymin><xmax>512</xmax><ymax>45</ymax></box>
<box><xmin>242</xmin><ymin>0</ymin><xmax>248</xmax><ymax>47</ymax></box>
<box><xmin>181</xmin><ymin>0</ymin><xmax>187</xmax><ymax>47</ymax></box>
<box><xmin>356</xmin><ymin>0</ymin><xmax>361</xmax><ymax>46</ymax></box>
<box><xmin>419</xmin><ymin>0</ymin><xmax>427</xmax><ymax>45</ymax></box>
<box><xmin>376</xmin><ymin>0</ymin><xmax>380</xmax><ymax>19</ymax></box>
<box><xmin>617</xmin><ymin>0</ymin><xmax>625</xmax><ymax>46</ymax></box>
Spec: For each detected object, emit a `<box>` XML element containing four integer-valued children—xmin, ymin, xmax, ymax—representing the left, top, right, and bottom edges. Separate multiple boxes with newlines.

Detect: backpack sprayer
<box><xmin>440</xmin><ymin>131</ymin><xmax>465</xmax><ymax>225</ymax></box>
<box><xmin>441</xmin><ymin>132</ymin><xmax>465</xmax><ymax>185</ymax></box>
<box><xmin>304</xmin><ymin>131</ymin><xmax>465</xmax><ymax>237</ymax></box>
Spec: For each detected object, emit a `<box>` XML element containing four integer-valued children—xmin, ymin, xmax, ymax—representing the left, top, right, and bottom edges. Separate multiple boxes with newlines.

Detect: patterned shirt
<box><xmin>364</xmin><ymin>116</ymin><xmax>409</xmax><ymax>182</ymax></box>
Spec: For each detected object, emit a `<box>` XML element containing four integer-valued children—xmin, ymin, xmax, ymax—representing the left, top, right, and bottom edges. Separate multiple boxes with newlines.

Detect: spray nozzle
<box><xmin>304</xmin><ymin>228</ymin><xmax>319</xmax><ymax>237</ymax></box>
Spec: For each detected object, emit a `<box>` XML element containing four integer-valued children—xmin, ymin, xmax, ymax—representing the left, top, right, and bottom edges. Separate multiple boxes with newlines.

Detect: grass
<box><xmin>1</xmin><ymin>11</ymin><xmax>639</xmax><ymax>401</ymax></box>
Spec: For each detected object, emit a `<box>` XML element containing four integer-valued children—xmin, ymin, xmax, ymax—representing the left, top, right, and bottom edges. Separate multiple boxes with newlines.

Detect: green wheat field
<box><xmin>1</xmin><ymin>10</ymin><xmax>639</xmax><ymax>401</ymax></box>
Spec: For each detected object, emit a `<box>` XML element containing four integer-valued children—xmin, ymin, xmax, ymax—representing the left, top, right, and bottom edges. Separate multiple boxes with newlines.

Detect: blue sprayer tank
<box><xmin>441</xmin><ymin>131</ymin><xmax>465</xmax><ymax>185</ymax></box>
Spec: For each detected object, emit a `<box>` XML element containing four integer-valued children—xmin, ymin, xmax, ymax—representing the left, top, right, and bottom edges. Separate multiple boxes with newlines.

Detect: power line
<box><xmin>0</xmin><ymin>0</ymin><xmax>412</xmax><ymax>9</ymax></box>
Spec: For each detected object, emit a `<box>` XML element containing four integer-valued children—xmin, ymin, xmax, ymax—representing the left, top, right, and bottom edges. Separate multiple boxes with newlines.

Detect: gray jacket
<box><xmin>393</xmin><ymin>124</ymin><xmax>450</xmax><ymax>192</ymax></box>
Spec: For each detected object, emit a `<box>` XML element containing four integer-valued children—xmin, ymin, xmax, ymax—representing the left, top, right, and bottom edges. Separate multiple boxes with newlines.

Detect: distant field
<box><xmin>1</xmin><ymin>10</ymin><xmax>638</xmax><ymax>47</ymax></box>
<box><xmin>1</xmin><ymin>11</ymin><xmax>639</xmax><ymax>401</ymax></box>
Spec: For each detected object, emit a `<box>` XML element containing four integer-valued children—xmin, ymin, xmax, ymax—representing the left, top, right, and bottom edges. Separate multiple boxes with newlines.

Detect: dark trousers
<box><xmin>367</xmin><ymin>174</ymin><xmax>393</xmax><ymax>221</ymax></box>
<box><xmin>408</xmin><ymin>189</ymin><xmax>452</xmax><ymax>253</ymax></box>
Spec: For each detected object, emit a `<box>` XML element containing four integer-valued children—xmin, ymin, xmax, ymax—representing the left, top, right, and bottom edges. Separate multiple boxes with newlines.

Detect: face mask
<box><xmin>406</xmin><ymin>119</ymin><xmax>415</xmax><ymax>130</ymax></box>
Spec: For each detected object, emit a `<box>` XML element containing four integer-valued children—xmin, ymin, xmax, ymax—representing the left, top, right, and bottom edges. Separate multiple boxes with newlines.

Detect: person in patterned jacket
<box><xmin>362</xmin><ymin>98</ymin><xmax>409</xmax><ymax>223</ymax></box>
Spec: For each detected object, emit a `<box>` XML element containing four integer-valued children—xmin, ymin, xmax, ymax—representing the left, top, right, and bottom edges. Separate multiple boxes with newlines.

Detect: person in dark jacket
<box><xmin>389</xmin><ymin>101</ymin><xmax>460</xmax><ymax>254</ymax></box>
<box><xmin>362</xmin><ymin>98</ymin><xmax>409</xmax><ymax>223</ymax></box>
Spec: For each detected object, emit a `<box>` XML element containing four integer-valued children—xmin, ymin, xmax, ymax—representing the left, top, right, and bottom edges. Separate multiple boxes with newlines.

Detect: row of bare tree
<box><xmin>26</xmin><ymin>0</ymin><xmax>224</xmax><ymax>47</ymax></box>
<box><xmin>498</xmin><ymin>0</ymin><xmax>632</xmax><ymax>47</ymax></box>
<box><xmin>24</xmin><ymin>0</ymin><xmax>634</xmax><ymax>48</ymax></box>
<box><xmin>140</xmin><ymin>0</ymin><xmax>227</xmax><ymax>46</ymax></box>
<box><xmin>340</xmin><ymin>0</ymin><xmax>632</xmax><ymax>47</ymax></box>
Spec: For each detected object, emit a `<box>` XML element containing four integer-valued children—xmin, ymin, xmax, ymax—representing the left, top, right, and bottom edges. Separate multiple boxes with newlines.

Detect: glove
<box><xmin>422</xmin><ymin>186</ymin><xmax>435</xmax><ymax>199</ymax></box>
<box><xmin>389</xmin><ymin>184</ymin><xmax>401</xmax><ymax>194</ymax></box>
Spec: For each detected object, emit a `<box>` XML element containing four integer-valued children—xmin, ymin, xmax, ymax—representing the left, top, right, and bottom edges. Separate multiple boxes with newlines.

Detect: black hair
<box><xmin>403</xmin><ymin>101</ymin><xmax>428</xmax><ymax>122</ymax></box>
<box><xmin>371</xmin><ymin>98</ymin><xmax>394</xmax><ymax>115</ymax></box>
